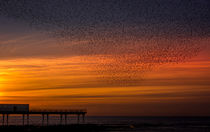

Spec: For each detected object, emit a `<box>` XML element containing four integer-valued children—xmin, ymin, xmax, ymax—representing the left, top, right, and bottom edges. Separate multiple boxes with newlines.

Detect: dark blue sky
<box><xmin>0</xmin><ymin>0</ymin><xmax>210</xmax><ymax>38</ymax></box>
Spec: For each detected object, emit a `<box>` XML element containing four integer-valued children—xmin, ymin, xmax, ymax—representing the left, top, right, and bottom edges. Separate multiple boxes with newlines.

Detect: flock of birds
<box><xmin>0</xmin><ymin>0</ymin><xmax>208</xmax><ymax>83</ymax></box>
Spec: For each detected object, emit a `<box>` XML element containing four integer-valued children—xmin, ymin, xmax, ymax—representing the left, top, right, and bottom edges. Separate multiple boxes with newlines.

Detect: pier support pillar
<box><xmin>42</xmin><ymin>114</ymin><xmax>45</xmax><ymax>125</ymax></box>
<box><xmin>2</xmin><ymin>114</ymin><xmax>4</xmax><ymax>125</ymax></box>
<box><xmin>27</xmin><ymin>114</ymin><xmax>29</xmax><ymax>125</ymax></box>
<box><xmin>60</xmin><ymin>114</ymin><xmax>63</xmax><ymax>125</ymax></box>
<box><xmin>47</xmin><ymin>114</ymin><xmax>49</xmax><ymax>125</ymax></box>
<box><xmin>77</xmin><ymin>114</ymin><xmax>80</xmax><ymax>124</ymax></box>
<box><xmin>65</xmin><ymin>114</ymin><xmax>67</xmax><ymax>125</ymax></box>
<box><xmin>22</xmin><ymin>114</ymin><xmax>25</xmax><ymax>125</ymax></box>
<box><xmin>82</xmin><ymin>114</ymin><xmax>85</xmax><ymax>123</ymax></box>
<box><xmin>6</xmin><ymin>114</ymin><xmax>9</xmax><ymax>125</ymax></box>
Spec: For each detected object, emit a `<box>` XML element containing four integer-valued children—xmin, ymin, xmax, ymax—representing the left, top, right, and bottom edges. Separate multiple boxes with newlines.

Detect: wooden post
<box><xmin>65</xmin><ymin>114</ymin><xmax>67</xmax><ymax>125</ymax></box>
<box><xmin>77</xmin><ymin>114</ymin><xmax>80</xmax><ymax>124</ymax></box>
<box><xmin>6</xmin><ymin>114</ymin><xmax>8</xmax><ymax>125</ymax></box>
<box><xmin>27</xmin><ymin>114</ymin><xmax>29</xmax><ymax>125</ymax></box>
<box><xmin>47</xmin><ymin>114</ymin><xmax>49</xmax><ymax>125</ymax></box>
<box><xmin>22</xmin><ymin>114</ymin><xmax>25</xmax><ymax>125</ymax></box>
<box><xmin>68</xmin><ymin>115</ymin><xmax>70</xmax><ymax>124</ymax></box>
<box><xmin>42</xmin><ymin>114</ymin><xmax>44</xmax><ymax>125</ymax></box>
<box><xmin>82</xmin><ymin>114</ymin><xmax>85</xmax><ymax>123</ymax></box>
<box><xmin>60</xmin><ymin>114</ymin><xmax>63</xmax><ymax>125</ymax></box>
<box><xmin>2</xmin><ymin>114</ymin><xmax>4</xmax><ymax>125</ymax></box>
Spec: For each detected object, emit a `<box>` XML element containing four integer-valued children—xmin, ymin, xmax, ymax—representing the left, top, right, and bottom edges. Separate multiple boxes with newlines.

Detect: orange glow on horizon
<box><xmin>0</xmin><ymin>51</ymin><xmax>209</xmax><ymax>115</ymax></box>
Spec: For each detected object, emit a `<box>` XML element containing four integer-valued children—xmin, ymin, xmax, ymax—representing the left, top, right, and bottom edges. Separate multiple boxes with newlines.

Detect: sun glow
<box><xmin>0</xmin><ymin>71</ymin><xmax>7</xmax><ymax>88</ymax></box>
<box><xmin>0</xmin><ymin>77</ymin><xmax>5</xmax><ymax>96</ymax></box>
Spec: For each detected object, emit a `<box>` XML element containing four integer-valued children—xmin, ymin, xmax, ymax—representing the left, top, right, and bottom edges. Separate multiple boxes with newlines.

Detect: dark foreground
<box><xmin>1</xmin><ymin>124</ymin><xmax>210</xmax><ymax>132</ymax></box>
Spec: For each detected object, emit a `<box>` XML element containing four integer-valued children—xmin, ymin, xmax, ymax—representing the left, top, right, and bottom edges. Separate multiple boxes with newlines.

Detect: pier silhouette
<box><xmin>0</xmin><ymin>104</ymin><xmax>87</xmax><ymax>125</ymax></box>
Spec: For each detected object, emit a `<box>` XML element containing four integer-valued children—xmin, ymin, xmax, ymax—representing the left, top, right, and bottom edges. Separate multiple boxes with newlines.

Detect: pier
<box><xmin>0</xmin><ymin>104</ymin><xmax>87</xmax><ymax>125</ymax></box>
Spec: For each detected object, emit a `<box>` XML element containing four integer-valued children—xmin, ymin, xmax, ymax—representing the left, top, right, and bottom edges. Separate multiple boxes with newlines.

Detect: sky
<box><xmin>0</xmin><ymin>0</ymin><xmax>210</xmax><ymax>116</ymax></box>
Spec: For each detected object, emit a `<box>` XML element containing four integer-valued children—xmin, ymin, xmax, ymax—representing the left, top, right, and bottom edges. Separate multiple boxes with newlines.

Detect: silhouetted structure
<box><xmin>0</xmin><ymin>104</ymin><xmax>87</xmax><ymax>125</ymax></box>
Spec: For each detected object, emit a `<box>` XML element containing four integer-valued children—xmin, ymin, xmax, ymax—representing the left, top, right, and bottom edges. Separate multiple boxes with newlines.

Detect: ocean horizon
<box><xmin>1</xmin><ymin>116</ymin><xmax>210</xmax><ymax>131</ymax></box>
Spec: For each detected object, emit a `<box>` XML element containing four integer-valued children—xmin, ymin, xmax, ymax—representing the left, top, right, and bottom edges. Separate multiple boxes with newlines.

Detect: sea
<box><xmin>1</xmin><ymin>116</ymin><xmax>210</xmax><ymax>132</ymax></box>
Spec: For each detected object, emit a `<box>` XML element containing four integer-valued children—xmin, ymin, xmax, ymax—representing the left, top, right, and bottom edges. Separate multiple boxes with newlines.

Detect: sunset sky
<box><xmin>0</xmin><ymin>0</ymin><xmax>210</xmax><ymax>116</ymax></box>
